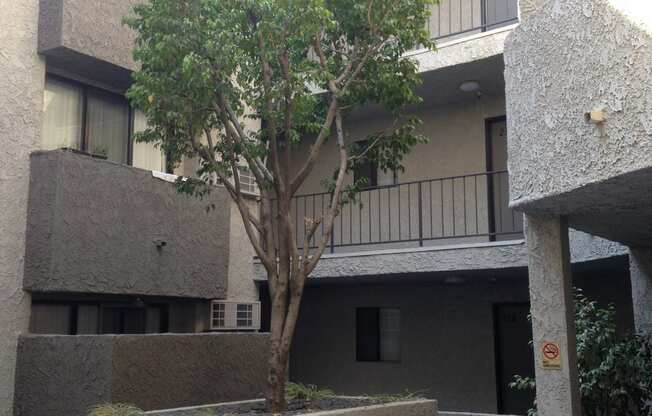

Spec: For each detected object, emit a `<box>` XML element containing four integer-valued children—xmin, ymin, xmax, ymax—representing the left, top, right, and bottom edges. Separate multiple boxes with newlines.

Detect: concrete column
<box><xmin>0</xmin><ymin>1</ymin><xmax>45</xmax><ymax>415</ymax></box>
<box><xmin>629</xmin><ymin>248</ymin><xmax>652</xmax><ymax>337</ymax></box>
<box><xmin>526</xmin><ymin>215</ymin><xmax>582</xmax><ymax>416</ymax></box>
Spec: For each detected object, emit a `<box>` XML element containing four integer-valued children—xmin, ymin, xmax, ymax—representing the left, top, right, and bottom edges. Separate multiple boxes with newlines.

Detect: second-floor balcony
<box><xmin>284</xmin><ymin>170</ymin><xmax>523</xmax><ymax>254</ymax></box>
<box><xmin>423</xmin><ymin>0</ymin><xmax>518</xmax><ymax>45</ymax></box>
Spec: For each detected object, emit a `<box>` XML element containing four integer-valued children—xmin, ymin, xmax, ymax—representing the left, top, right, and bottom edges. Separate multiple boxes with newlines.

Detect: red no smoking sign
<box><xmin>541</xmin><ymin>341</ymin><xmax>562</xmax><ymax>369</ymax></box>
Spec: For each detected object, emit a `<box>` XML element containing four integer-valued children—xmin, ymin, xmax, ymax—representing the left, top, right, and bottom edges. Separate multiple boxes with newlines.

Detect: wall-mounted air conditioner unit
<box><xmin>210</xmin><ymin>300</ymin><xmax>261</xmax><ymax>331</ymax></box>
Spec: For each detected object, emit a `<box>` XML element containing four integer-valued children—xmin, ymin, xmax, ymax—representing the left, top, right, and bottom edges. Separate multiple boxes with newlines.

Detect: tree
<box><xmin>125</xmin><ymin>0</ymin><xmax>433</xmax><ymax>412</ymax></box>
<box><xmin>511</xmin><ymin>289</ymin><xmax>652</xmax><ymax>416</ymax></box>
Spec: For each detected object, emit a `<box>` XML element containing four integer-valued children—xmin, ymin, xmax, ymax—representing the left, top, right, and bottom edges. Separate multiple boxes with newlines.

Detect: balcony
<box><xmin>24</xmin><ymin>149</ymin><xmax>230</xmax><ymax>299</ymax></box>
<box><xmin>284</xmin><ymin>170</ymin><xmax>523</xmax><ymax>254</ymax></box>
<box><xmin>424</xmin><ymin>0</ymin><xmax>518</xmax><ymax>43</ymax></box>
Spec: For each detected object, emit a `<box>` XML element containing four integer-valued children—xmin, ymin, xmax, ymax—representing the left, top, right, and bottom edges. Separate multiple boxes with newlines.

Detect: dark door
<box><xmin>494</xmin><ymin>304</ymin><xmax>535</xmax><ymax>415</ymax></box>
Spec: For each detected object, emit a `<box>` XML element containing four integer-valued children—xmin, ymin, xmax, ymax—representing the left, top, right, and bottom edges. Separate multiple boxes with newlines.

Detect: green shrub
<box><xmin>88</xmin><ymin>404</ymin><xmax>144</xmax><ymax>416</ymax></box>
<box><xmin>511</xmin><ymin>289</ymin><xmax>652</xmax><ymax>416</ymax></box>
<box><xmin>285</xmin><ymin>382</ymin><xmax>334</xmax><ymax>401</ymax></box>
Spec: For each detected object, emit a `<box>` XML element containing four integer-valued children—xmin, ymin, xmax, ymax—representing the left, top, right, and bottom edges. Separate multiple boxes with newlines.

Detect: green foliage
<box><xmin>88</xmin><ymin>404</ymin><xmax>144</xmax><ymax>416</ymax></box>
<box><xmin>510</xmin><ymin>289</ymin><xmax>652</xmax><ymax>416</ymax></box>
<box><xmin>124</xmin><ymin>0</ymin><xmax>435</xmax><ymax>198</ymax></box>
<box><xmin>285</xmin><ymin>382</ymin><xmax>335</xmax><ymax>401</ymax></box>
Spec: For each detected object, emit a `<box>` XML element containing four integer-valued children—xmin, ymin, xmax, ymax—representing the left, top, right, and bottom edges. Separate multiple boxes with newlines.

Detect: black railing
<box><xmin>280</xmin><ymin>170</ymin><xmax>523</xmax><ymax>253</ymax></box>
<box><xmin>423</xmin><ymin>0</ymin><xmax>519</xmax><ymax>44</ymax></box>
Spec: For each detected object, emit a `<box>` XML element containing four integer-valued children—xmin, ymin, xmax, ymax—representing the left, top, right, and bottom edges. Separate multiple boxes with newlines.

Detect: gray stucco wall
<box><xmin>14</xmin><ymin>333</ymin><xmax>270</xmax><ymax>416</ymax></box>
<box><xmin>0</xmin><ymin>1</ymin><xmax>46</xmax><ymax>415</ymax></box>
<box><xmin>24</xmin><ymin>150</ymin><xmax>230</xmax><ymax>299</ymax></box>
<box><xmin>38</xmin><ymin>0</ymin><xmax>141</xmax><ymax>89</ymax></box>
<box><xmin>254</xmin><ymin>230</ymin><xmax>626</xmax><ymax>281</ymax></box>
<box><xmin>290</xmin><ymin>262</ymin><xmax>633</xmax><ymax>413</ymax></box>
<box><xmin>504</xmin><ymin>0</ymin><xmax>652</xmax><ymax>218</ymax></box>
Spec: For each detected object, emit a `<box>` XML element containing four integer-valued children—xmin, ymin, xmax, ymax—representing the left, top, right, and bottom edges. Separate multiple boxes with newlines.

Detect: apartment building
<box><xmin>0</xmin><ymin>2</ymin><xmax>266</xmax><ymax>416</ymax></box>
<box><xmin>0</xmin><ymin>1</ymin><xmax>648</xmax><ymax>416</ymax></box>
<box><xmin>252</xmin><ymin>1</ymin><xmax>643</xmax><ymax>414</ymax></box>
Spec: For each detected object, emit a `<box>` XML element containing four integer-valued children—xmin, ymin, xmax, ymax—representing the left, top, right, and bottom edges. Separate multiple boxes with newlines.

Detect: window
<box><xmin>212</xmin><ymin>302</ymin><xmax>226</xmax><ymax>328</ymax></box>
<box><xmin>42</xmin><ymin>75</ymin><xmax>164</xmax><ymax>170</ymax></box>
<box><xmin>42</xmin><ymin>78</ymin><xmax>83</xmax><ymax>150</ymax></box>
<box><xmin>29</xmin><ymin>300</ymin><xmax>168</xmax><ymax>335</ymax></box>
<box><xmin>352</xmin><ymin>141</ymin><xmax>397</xmax><ymax>189</ymax></box>
<box><xmin>86</xmin><ymin>89</ymin><xmax>130</xmax><ymax>163</ymax></box>
<box><xmin>132</xmin><ymin>110</ymin><xmax>167</xmax><ymax>172</ymax></box>
<box><xmin>356</xmin><ymin>307</ymin><xmax>401</xmax><ymax>362</ymax></box>
<box><xmin>236</xmin><ymin>164</ymin><xmax>258</xmax><ymax>194</ymax></box>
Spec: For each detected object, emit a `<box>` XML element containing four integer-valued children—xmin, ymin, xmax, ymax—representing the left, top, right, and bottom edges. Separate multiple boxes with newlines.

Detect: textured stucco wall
<box><xmin>290</xmin><ymin>264</ymin><xmax>632</xmax><ymax>413</ymax></box>
<box><xmin>24</xmin><ymin>150</ymin><xmax>230</xmax><ymax>299</ymax></box>
<box><xmin>254</xmin><ymin>229</ymin><xmax>626</xmax><ymax>281</ymax></box>
<box><xmin>39</xmin><ymin>0</ymin><xmax>140</xmax><ymax>70</ymax></box>
<box><xmin>411</xmin><ymin>25</ymin><xmax>515</xmax><ymax>75</ymax></box>
<box><xmin>226</xmin><ymin>198</ymin><xmax>260</xmax><ymax>302</ymax></box>
<box><xmin>292</xmin><ymin>280</ymin><xmax>529</xmax><ymax>413</ymax></box>
<box><xmin>0</xmin><ymin>1</ymin><xmax>45</xmax><ymax>415</ymax></box>
<box><xmin>38</xmin><ymin>0</ymin><xmax>141</xmax><ymax>89</ymax></box>
<box><xmin>525</xmin><ymin>216</ymin><xmax>581</xmax><ymax>416</ymax></box>
<box><xmin>14</xmin><ymin>333</ymin><xmax>270</xmax><ymax>416</ymax></box>
<box><xmin>505</xmin><ymin>0</ymin><xmax>652</xmax><ymax>210</ymax></box>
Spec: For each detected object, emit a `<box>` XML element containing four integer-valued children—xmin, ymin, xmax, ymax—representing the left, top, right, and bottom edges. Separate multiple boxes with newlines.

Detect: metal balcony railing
<box><xmin>423</xmin><ymin>0</ymin><xmax>519</xmax><ymax>44</ymax></box>
<box><xmin>279</xmin><ymin>170</ymin><xmax>524</xmax><ymax>253</ymax></box>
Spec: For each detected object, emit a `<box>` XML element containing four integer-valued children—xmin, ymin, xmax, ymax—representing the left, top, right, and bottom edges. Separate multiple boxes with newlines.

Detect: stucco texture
<box><xmin>254</xmin><ymin>228</ymin><xmax>626</xmax><ymax>281</ymax></box>
<box><xmin>39</xmin><ymin>0</ymin><xmax>139</xmax><ymax>70</ymax></box>
<box><xmin>0</xmin><ymin>1</ymin><xmax>45</xmax><ymax>415</ymax></box>
<box><xmin>14</xmin><ymin>333</ymin><xmax>270</xmax><ymax>416</ymax></box>
<box><xmin>38</xmin><ymin>0</ymin><xmax>141</xmax><ymax>89</ymax></box>
<box><xmin>24</xmin><ymin>150</ymin><xmax>230</xmax><ymax>299</ymax></box>
<box><xmin>504</xmin><ymin>0</ymin><xmax>652</xmax><ymax>245</ymax></box>
<box><xmin>525</xmin><ymin>216</ymin><xmax>581</xmax><ymax>416</ymax></box>
<box><xmin>289</xmin><ymin>263</ymin><xmax>633</xmax><ymax>414</ymax></box>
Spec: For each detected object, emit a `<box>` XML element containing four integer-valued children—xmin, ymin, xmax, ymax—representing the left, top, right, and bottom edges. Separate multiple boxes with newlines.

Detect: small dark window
<box><xmin>354</xmin><ymin>159</ymin><xmax>378</xmax><ymax>189</ymax></box>
<box><xmin>356</xmin><ymin>307</ymin><xmax>401</xmax><ymax>362</ymax></box>
<box><xmin>352</xmin><ymin>141</ymin><xmax>378</xmax><ymax>189</ymax></box>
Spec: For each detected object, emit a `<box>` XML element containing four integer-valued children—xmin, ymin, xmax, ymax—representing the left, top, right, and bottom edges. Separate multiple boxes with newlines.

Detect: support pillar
<box><xmin>526</xmin><ymin>215</ymin><xmax>582</xmax><ymax>416</ymax></box>
<box><xmin>629</xmin><ymin>248</ymin><xmax>652</xmax><ymax>337</ymax></box>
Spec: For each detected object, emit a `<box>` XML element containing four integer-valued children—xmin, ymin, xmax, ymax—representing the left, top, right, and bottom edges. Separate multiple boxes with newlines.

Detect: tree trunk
<box><xmin>266</xmin><ymin>347</ymin><xmax>287</xmax><ymax>414</ymax></box>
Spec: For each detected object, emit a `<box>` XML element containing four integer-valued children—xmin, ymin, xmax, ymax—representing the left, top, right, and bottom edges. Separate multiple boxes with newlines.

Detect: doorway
<box><xmin>494</xmin><ymin>303</ymin><xmax>535</xmax><ymax>415</ymax></box>
<box><xmin>485</xmin><ymin>116</ymin><xmax>523</xmax><ymax>240</ymax></box>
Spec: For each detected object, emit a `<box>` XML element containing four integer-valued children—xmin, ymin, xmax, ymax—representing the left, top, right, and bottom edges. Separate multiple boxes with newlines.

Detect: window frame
<box><xmin>355</xmin><ymin>307</ymin><xmax>402</xmax><ymax>363</ymax></box>
<box><xmin>45</xmin><ymin>73</ymin><xmax>134</xmax><ymax>165</ymax></box>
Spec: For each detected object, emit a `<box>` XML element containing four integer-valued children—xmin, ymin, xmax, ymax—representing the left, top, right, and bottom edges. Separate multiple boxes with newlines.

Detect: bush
<box><xmin>88</xmin><ymin>404</ymin><xmax>144</xmax><ymax>416</ymax></box>
<box><xmin>285</xmin><ymin>382</ymin><xmax>334</xmax><ymax>402</ymax></box>
<box><xmin>511</xmin><ymin>289</ymin><xmax>652</xmax><ymax>416</ymax></box>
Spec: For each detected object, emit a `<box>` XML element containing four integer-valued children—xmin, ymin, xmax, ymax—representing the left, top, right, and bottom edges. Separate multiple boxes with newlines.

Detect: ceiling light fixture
<box><xmin>459</xmin><ymin>80</ymin><xmax>480</xmax><ymax>93</ymax></box>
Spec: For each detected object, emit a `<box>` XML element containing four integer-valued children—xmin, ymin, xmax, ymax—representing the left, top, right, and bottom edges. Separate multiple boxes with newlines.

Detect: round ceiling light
<box><xmin>459</xmin><ymin>80</ymin><xmax>480</xmax><ymax>93</ymax></box>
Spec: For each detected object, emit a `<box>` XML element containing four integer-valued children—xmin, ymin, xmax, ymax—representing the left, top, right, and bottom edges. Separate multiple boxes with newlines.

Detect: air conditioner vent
<box><xmin>210</xmin><ymin>301</ymin><xmax>261</xmax><ymax>331</ymax></box>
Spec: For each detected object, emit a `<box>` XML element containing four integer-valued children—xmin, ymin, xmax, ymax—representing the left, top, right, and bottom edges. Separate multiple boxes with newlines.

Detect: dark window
<box><xmin>30</xmin><ymin>300</ymin><xmax>168</xmax><ymax>335</ymax></box>
<box><xmin>354</xmin><ymin>158</ymin><xmax>378</xmax><ymax>189</ymax></box>
<box><xmin>353</xmin><ymin>141</ymin><xmax>398</xmax><ymax>188</ymax></box>
<box><xmin>356</xmin><ymin>307</ymin><xmax>401</xmax><ymax>362</ymax></box>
